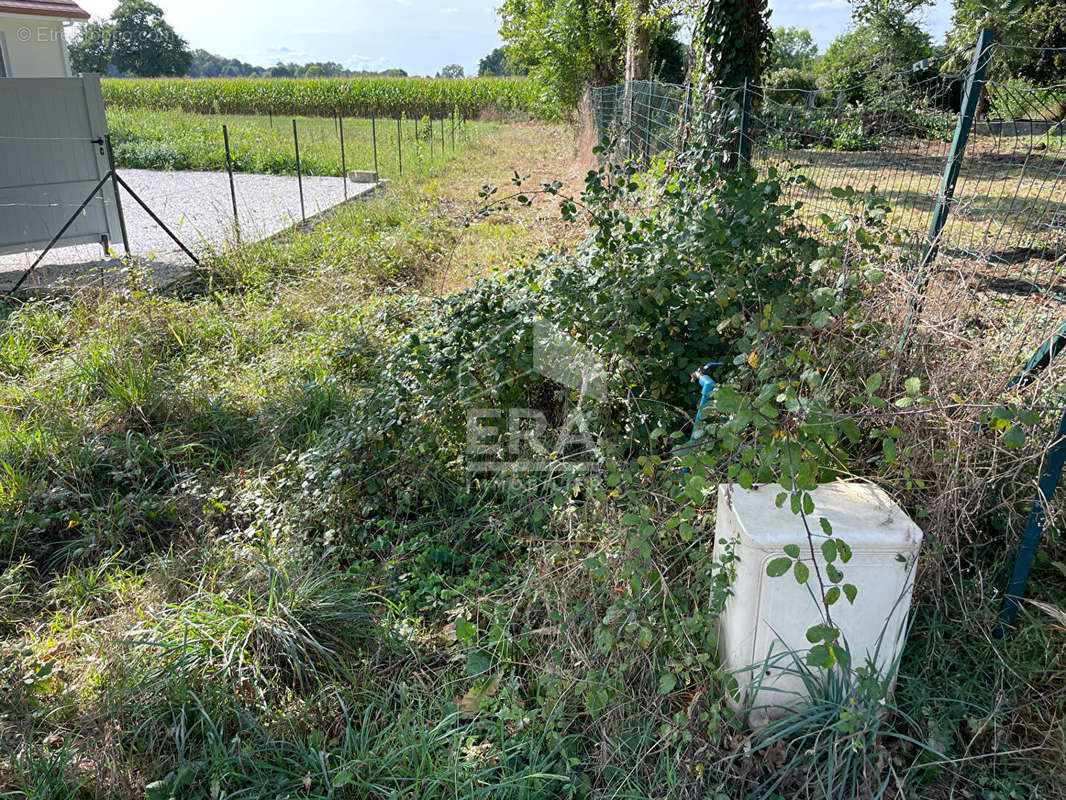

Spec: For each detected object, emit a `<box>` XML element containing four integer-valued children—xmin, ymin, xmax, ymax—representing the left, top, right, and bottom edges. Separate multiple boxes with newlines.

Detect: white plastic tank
<box><xmin>713</xmin><ymin>481</ymin><xmax>923</xmax><ymax>721</ymax></box>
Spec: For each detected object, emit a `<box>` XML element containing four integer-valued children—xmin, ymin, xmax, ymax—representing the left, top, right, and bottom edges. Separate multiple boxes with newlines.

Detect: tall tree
<box><xmin>692</xmin><ymin>0</ymin><xmax>774</xmax><ymax>88</ymax></box>
<box><xmin>68</xmin><ymin>0</ymin><xmax>191</xmax><ymax>77</ymax></box>
<box><xmin>950</xmin><ymin>0</ymin><xmax>1066</xmax><ymax>85</ymax></box>
<box><xmin>624</xmin><ymin>0</ymin><xmax>652</xmax><ymax>83</ymax></box>
<box><xmin>499</xmin><ymin>0</ymin><xmax>624</xmax><ymax>108</ymax></box>
<box><xmin>769</xmin><ymin>26</ymin><xmax>818</xmax><ymax>71</ymax></box>
<box><xmin>109</xmin><ymin>0</ymin><xmax>192</xmax><ymax>77</ymax></box>
<box><xmin>68</xmin><ymin>19</ymin><xmax>111</xmax><ymax>75</ymax></box>
<box><xmin>479</xmin><ymin>46</ymin><xmax>528</xmax><ymax>76</ymax></box>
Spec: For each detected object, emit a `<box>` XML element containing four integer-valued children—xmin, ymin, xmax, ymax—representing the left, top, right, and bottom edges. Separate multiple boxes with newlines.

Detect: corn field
<box><xmin>102</xmin><ymin>76</ymin><xmax>547</xmax><ymax>119</ymax></box>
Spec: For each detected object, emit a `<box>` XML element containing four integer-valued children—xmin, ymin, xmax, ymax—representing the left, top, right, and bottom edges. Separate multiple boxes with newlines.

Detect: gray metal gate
<box><xmin>0</xmin><ymin>76</ymin><xmax>122</xmax><ymax>256</ymax></box>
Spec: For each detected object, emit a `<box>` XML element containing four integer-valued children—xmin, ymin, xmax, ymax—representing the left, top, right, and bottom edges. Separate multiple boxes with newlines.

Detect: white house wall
<box><xmin>0</xmin><ymin>15</ymin><xmax>71</xmax><ymax>77</ymax></box>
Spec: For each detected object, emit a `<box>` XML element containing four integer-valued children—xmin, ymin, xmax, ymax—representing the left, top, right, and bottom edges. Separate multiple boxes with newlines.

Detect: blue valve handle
<box><xmin>692</xmin><ymin>362</ymin><xmax>725</xmax><ymax>427</ymax></box>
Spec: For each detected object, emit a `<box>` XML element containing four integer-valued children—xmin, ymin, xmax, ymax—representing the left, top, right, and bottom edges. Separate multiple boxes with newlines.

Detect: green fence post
<box><xmin>737</xmin><ymin>77</ymin><xmax>753</xmax><ymax>166</ymax></box>
<box><xmin>897</xmin><ymin>28</ymin><xmax>995</xmax><ymax>357</ymax></box>
<box><xmin>644</xmin><ymin>81</ymin><xmax>654</xmax><ymax>167</ymax></box>
<box><xmin>998</xmin><ymin>409</ymin><xmax>1066</xmax><ymax>632</ymax></box>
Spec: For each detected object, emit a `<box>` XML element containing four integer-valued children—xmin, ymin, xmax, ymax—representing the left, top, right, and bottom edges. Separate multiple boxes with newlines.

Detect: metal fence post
<box><xmin>293</xmin><ymin>119</ymin><xmax>305</xmax><ymax>223</ymax></box>
<box><xmin>644</xmin><ymin>82</ymin><xmax>654</xmax><ymax>166</ymax></box>
<box><xmin>738</xmin><ymin>77</ymin><xmax>753</xmax><ymax>166</ymax></box>
<box><xmin>430</xmin><ymin>117</ymin><xmax>434</xmax><ymax>159</ymax></box>
<box><xmin>339</xmin><ymin>115</ymin><xmax>347</xmax><ymax>199</ymax></box>
<box><xmin>222</xmin><ymin>124</ymin><xmax>240</xmax><ymax>241</ymax></box>
<box><xmin>371</xmin><ymin>114</ymin><xmax>379</xmax><ymax>177</ymax></box>
<box><xmin>440</xmin><ymin>114</ymin><xmax>445</xmax><ymax>155</ymax></box>
<box><xmin>451</xmin><ymin>108</ymin><xmax>455</xmax><ymax>152</ymax></box>
<box><xmin>397</xmin><ymin>117</ymin><xmax>403</xmax><ymax>176</ymax></box>
<box><xmin>998</xmin><ymin>409</ymin><xmax>1066</xmax><ymax>632</ymax></box>
<box><xmin>897</xmin><ymin>28</ymin><xmax>995</xmax><ymax>356</ymax></box>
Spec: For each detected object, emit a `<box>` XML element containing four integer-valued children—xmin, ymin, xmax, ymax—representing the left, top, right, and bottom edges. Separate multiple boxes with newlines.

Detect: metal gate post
<box><xmin>104</xmin><ymin>135</ymin><xmax>130</xmax><ymax>257</ymax></box>
<box><xmin>897</xmin><ymin>28</ymin><xmax>995</xmax><ymax>357</ymax></box>
<box><xmin>998</xmin><ymin>409</ymin><xmax>1066</xmax><ymax>631</ymax></box>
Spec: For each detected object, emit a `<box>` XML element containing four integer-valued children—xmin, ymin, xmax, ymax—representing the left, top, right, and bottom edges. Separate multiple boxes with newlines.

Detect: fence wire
<box><xmin>588</xmin><ymin>42</ymin><xmax>1066</xmax><ymax>364</ymax></box>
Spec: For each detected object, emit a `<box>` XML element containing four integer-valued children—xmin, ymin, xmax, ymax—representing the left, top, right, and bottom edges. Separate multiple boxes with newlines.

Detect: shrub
<box><xmin>763</xmin><ymin>67</ymin><xmax>820</xmax><ymax>106</ymax></box>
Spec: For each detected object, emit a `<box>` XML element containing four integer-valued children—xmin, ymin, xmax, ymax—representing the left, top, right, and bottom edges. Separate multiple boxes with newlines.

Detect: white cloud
<box><xmin>440</xmin><ymin>7</ymin><xmax>459</xmax><ymax>12</ymax></box>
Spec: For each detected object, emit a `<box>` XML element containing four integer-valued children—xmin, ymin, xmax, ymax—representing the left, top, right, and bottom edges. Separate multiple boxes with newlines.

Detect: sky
<box><xmin>75</xmin><ymin>0</ymin><xmax>956</xmax><ymax>78</ymax></box>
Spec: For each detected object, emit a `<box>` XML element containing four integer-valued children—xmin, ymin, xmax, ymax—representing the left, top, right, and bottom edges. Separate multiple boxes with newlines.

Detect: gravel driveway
<box><xmin>0</xmin><ymin>169</ymin><xmax>377</xmax><ymax>290</ymax></box>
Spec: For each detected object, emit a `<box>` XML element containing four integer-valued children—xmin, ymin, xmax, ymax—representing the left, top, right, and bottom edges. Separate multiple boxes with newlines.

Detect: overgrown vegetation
<box><xmin>1</xmin><ymin>112</ymin><xmax>1064</xmax><ymax>800</ymax></box>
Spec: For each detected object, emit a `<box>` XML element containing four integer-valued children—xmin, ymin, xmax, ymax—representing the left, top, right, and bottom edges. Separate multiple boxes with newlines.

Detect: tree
<box><xmin>649</xmin><ymin>26</ymin><xmax>686</xmax><ymax>83</ymax></box>
<box><xmin>499</xmin><ymin>0</ymin><xmax>625</xmax><ymax>109</ymax></box>
<box><xmin>816</xmin><ymin>21</ymin><xmax>932</xmax><ymax>100</ymax></box>
<box><xmin>109</xmin><ymin>0</ymin><xmax>192</xmax><ymax>77</ymax></box>
<box><xmin>623</xmin><ymin>0</ymin><xmax>652</xmax><ymax>84</ymax></box>
<box><xmin>478</xmin><ymin>46</ymin><xmax>528</xmax><ymax>76</ymax></box>
<box><xmin>439</xmin><ymin>64</ymin><xmax>465</xmax><ymax>79</ymax></box>
<box><xmin>69</xmin><ymin>0</ymin><xmax>191</xmax><ymax>77</ymax></box>
<box><xmin>68</xmin><ymin>19</ymin><xmax>111</xmax><ymax>74</ymax></box>
<box><xmin>950</xmin><ymin>1</ymin><xmax>1066</xmax><ymax>85</ymax></box>
<box><xmin>769</xmin><ymin>26</ymin><xmax>818</xmax><ymax>71</ymax></box>
<box><xmin>692</xmin><ymin>0</ymin><xmax>774</xmax><ymax>88</ymax></box>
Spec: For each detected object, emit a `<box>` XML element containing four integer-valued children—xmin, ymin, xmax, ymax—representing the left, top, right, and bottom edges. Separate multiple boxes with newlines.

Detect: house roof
<box><xmin>0</xmin><ymin>1</ymin><xmax>90</xmax><ymax>20</ymax></box>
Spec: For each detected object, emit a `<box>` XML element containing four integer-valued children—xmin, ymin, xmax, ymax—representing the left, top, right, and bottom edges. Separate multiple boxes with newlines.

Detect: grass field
<box><xmin>1</xmin><ymin>119</ymin><xmax>1065</xmax><ymax>799</ymax></box>
<box><xmin>108</xmin><ymin>108</ymin><xmax>499</xmax><ymax>180</ymax></box>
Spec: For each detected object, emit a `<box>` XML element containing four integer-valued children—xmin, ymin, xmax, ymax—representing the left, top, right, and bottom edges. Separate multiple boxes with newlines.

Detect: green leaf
<box><xmin>819</xmin><ymin>517</ymin><xmax>833</xmax><ymax>536</ymax></box>
<box><xmin>905</xmin><ymin>377</ymin><xmax>921</xmax><ymax>396</ymax></box>
<box><xmin>843</xmin><ymin>584</ymin><xmax>858</xmax><ymax>604</ymax></box>
<box><xmin>826</xmin><ymin>563</ymin><xmax>843</xmax><ymax>583</ymax></box>
<box><xmin>455</xmin><ymin>617</ymin><xmax>476</xmax><ymax>644</ymax></box>
<box><xmin>821</xmin><ymin>539</ymin><xmax>838</xmax><ymax>563</ymax></box>
<box><xmin>812</xmin><ymin>310</ymin><xmax>831</xmax><ymax>329</ymax></box>
<box><xmin>865</xmin><ymin>373</ymin><xmax>883</xmax><ymax>394</ymax></box>
<box><xmin>806</xmin><ymin>644</ymin><xmax>837</xmax><ymax>668</ymax></box>
<box><xmin>784</xmin><ymin>544</ymin><xmax>801</xmax><ymax>558</ymax></box>
<box><xmin>766</xmin><ymin>557</ymin><xmax>792</xmax><ymax>578</ymax></box>
<box><xmin>825</xmin><ymin>586</ymin><xmax>840</xmax><ymax>605</ymax></box>
<box><xmin>883</xmin><ymin>438</ymin><xmax>898</xmax><ymax>462</ymax></box>
<box><xmin>802</xmin><ymin>493</ymin><xmax>815</xmax><ymax>515</ymax></box>
<box><xmin>737</xmin><ymin>468</ymin><xmax>754</xmax><ymax>489</ymax></box>
<box><xmin>658</xmin><ymin>673</ymin><xmax>678</xmax><ymax>695</ymax></box>
<box><xmin>1002</xmin><ymin>426</ymin><xmax>1027</xmax><ymax>449</ymax></box>
<box><xmin>794</xmin><ymin>561</ymin><xmax>810</xmax><ymax>584</ymax></box>
<box><xmin>837</xmin><ymin>540</ymin><xmax>853</xmax><ymax>563</ymax></box>
<box><xmin>466</xmin><ymin>650</ymin><xmax>492</xmax><ymax>676</ymax></box>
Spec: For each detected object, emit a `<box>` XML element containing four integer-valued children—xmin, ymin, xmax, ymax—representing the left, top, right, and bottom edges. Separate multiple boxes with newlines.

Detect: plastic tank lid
<box><xmin>718</xmin><ymin>481</ymin><xmax>923</xmax><ymax>550</ymax></box>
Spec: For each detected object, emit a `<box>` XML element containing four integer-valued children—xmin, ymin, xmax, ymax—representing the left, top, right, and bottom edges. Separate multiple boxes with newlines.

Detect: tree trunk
<box><xmin>624</xmin><ymin>0</ymin><xmax>651</xmax><ymax>83</ymax></box>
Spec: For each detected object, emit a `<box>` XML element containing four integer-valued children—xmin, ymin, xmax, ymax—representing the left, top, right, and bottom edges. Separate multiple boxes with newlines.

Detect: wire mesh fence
<box><xmin>0</xmin><ymin>109</ymin><xmax>473</xmax><ymax>291</ymax></box>
<box><xmin>590</xmin><ymin>37</ymin><xmax>1066</xmax><ymax>622</ymax></box>
<box><xmin>587</xmin><ymin>41</ymin><xmax>1066</xmax><ymax>328</ymax></box>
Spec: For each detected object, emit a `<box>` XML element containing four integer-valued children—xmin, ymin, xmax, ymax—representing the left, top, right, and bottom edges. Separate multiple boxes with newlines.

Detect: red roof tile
<box><xmin>0</xmin><ymin>1</ymin><xmax>90</xmax><ymax>20</ymax></box>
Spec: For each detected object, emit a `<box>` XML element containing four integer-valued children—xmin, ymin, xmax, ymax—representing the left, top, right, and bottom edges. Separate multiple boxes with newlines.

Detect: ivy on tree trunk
<box><xmin>692</xmin><ymin>0</ymin><xmax>773</xmax><ymax>89</ymax></box>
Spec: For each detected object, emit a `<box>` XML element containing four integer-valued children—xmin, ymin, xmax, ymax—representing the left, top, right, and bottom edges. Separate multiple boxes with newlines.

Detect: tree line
<box><xmin>496</xmin><ymin>0</ymin><xmax>1065</xmax><ymax>110</ymax></box>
